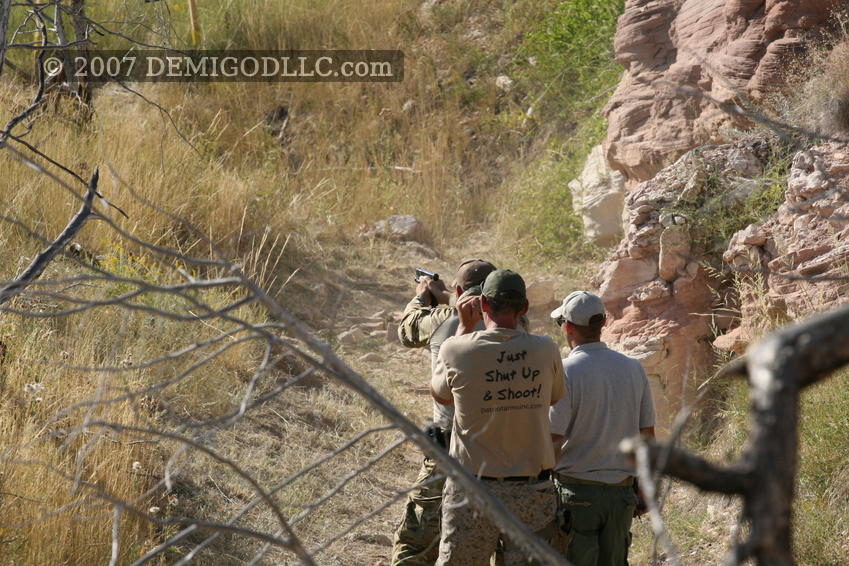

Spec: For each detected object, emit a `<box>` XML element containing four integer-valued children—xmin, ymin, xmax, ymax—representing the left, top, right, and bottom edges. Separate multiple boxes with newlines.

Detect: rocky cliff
<box><xmin>593</xmin><ymin>140</ymin><xmax>771</xmax><ymax>427</ymax></box>
<box><xmin>720</xmin><ymin>142</ymin><xmax>849</xmax><ymax>351</ymax></box>
<box><xmin>580</xmin><ymin>0</ymin><xmax>848</xmax><ymax>429</ymax></box>
<box><xmin>604</xmin><ymin>0</ymin><xmax>841</xmax><ymax>182</ymax></box>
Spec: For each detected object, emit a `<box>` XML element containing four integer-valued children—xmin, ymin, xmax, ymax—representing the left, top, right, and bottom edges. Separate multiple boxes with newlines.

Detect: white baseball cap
<box><xmin>550</xmin><ymin>291</ymin><xmax>606</xmax><ymax>326</ymax></box>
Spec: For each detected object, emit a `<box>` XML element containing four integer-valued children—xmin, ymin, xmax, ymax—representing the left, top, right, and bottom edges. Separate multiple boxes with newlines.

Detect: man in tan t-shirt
<box><xmin>430</xmin><ymin>269</ymin><xmax>565</xmax><ymax>566</ymax></box>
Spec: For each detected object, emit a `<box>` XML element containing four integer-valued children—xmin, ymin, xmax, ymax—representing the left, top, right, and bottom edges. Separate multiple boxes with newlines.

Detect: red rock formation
<box><xmin>604</xmin><ymin>0</ymin><xmax>841</xmax><ymax>182</ymax></box>
<box><xmin>593</xmin><ymin>141</ymin><xmax>770</xmax><ymax>430</ymax></box>
<box><xmin>720</xmin><ymin>142</ymin><xmax>849</xmax><ymax>351</ymax></box>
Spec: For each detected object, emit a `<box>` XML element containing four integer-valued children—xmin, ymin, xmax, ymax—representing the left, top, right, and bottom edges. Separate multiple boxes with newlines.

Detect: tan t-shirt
<box><xmin>432</xmin><ymin>328</ymin><xmax>565</xmax><ymax>477</ymax></box>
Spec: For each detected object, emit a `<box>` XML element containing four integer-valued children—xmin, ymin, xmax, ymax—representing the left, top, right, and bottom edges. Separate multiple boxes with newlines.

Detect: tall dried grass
<box><xmin>0</xmin><ymin>0</ymin><xmax>579</xmax><ymax>562</ymax></box>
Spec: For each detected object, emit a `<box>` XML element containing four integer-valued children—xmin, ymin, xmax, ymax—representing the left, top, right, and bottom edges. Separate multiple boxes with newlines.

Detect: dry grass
<box><xmin>0</xmin><ymin>0</ymin><xmax>752</xmax><ymax>564</ymax></box>
<box><xmin>765</xmin><ymin>10</ymin><xmax>849</xmax><ymax>139</ymax></box>
<box><xmin>0</xmin><ymin>0</ymin><xmax>577</xmax><ymax>267</ymax></box>
<box><xmin>0</xmin><ymin>235</ymin><xmax>268</xmax><ymax>563</ymax></box>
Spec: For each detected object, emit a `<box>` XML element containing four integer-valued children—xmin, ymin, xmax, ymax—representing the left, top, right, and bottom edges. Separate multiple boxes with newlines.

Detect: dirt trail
<box><xmin>305</xmin><ymin>236</ymin><xmax>584</xmax><ymax>563</ymax></box>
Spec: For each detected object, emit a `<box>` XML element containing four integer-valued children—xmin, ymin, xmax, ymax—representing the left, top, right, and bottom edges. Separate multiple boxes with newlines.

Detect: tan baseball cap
<box><xmin>453</xmin><ymin>258</ymin><xmax>496</xmax><ymax>290</ymax></box>
<box><xmin>551</xmin><ymin>291</ymin><xmax>606</xmax><ymax>326</ymax></box>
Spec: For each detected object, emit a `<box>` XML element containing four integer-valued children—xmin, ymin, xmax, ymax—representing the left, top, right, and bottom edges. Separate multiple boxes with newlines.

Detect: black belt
<box><xmin>556</xmin><ymin>473</ymin><xmax>634</xmax><ymax>487</ymax></box>
<box><xmin>480</xmin><ymin>469</ymin><xmax>551</xmax><ymax>482</ymax></box>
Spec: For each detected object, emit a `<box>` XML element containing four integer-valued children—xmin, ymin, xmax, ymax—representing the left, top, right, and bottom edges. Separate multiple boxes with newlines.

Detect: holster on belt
<box><xmin>424</xmin><ymin>421</ymin><xmax>451</xmax><ymax>449</ymax></box>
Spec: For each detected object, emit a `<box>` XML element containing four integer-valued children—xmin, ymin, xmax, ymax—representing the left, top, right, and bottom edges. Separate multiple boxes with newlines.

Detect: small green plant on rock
<box><xmin>674</xmin><ymin>143</ymin><xmax>791</xmax><ymax>256</ymax></box>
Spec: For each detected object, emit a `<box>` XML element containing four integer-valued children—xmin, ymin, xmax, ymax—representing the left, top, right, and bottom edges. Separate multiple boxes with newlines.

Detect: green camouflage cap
<box><xmin>482</xmin><ymin>269</ymin><xmax>526</xmax><ymax>302</ymax></box>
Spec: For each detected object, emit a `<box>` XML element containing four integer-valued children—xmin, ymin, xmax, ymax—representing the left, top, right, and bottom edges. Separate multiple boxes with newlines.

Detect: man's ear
<box><xmin>518</xmin><ymin>299</ymin><xmax>529</xmax><ymax>317</ymax></box>
<box><xmin>480</xmin><ymin>295</ymin><xmax>491</xmax><ymax>313</ymax></box>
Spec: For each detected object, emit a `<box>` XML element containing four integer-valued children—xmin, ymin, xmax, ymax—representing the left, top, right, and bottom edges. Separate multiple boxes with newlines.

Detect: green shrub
<box><xmin>673</xmin><ymin>144</ymin><xmax>791</xmax><ymax>255</ymax></box>
<box><xmin>501</xmin><ymin>114</ymin><xmax>607</xmax><ymax>267</ymax></box>
<box><xmin>498</xmin><ymin>0</ymin><xmax>624</xmax><ymax>263</ymax></box>
<box><xmin>514</xmin><ymin>0</ymin><xmax>623</xmax><ymax>127</ymax></box>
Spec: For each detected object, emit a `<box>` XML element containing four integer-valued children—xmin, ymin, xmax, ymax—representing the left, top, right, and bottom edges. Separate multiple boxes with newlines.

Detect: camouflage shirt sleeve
<box><xmin>397</xmin><ymin>297</ymin><xmax>455</xmax><ymax>348</ymax></box>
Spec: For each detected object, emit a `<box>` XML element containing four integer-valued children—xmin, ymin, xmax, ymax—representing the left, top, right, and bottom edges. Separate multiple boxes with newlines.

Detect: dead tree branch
<box><xmin>87</xmin><ymin>421</ymin><xmax>318</xmax><ymax>566</ymax></box>
<box><xmin>0</xmin><ymin>167</ymin><xmax>98</xmax><ymax>305</ymax></box>
<box><xmin>237</xmin><ymin>272</ymin><xmax>572</xmax><ymax>565</ymax></box>
<box><xmin>624</xmin><ymin>302</ymin><xmax>849</xmax><ymax>566</ymax></box>
<box><xmin>0</xmin><ymin>166</ymin><xmax>572</xmax><ymax>564</ymax></box>
<box><xmin>624</xmin><ymin>439</ymin><xmax>753</xmax><ymax>495</ymax></box>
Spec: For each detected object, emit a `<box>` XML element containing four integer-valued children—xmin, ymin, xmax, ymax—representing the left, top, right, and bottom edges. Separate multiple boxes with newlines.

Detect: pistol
<box><xmin>414</xmin><ymin>268</ymin><xmax>439</xmax><ymax>283</ymax></box>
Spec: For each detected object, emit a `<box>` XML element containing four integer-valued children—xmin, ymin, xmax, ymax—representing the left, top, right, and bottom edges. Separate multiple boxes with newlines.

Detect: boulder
<box><xmin>596</xmin><ymin>257</ymin><xmax>658</xmax><ymax>310</ymax></box>
<box><xmin>337</xmin><ymin>327</ymin><xmax>367</xmax><ymax>346</ymax></box>
<box><xmin>658</xmin><ymin>226</ymin><xmax>690</xmax><ymax>281</ymax></box>
<box><xmin>365</xmin><ymin>215</ymin><xmax>428</xmax><ymax>243</ymax></box>
<box><xmin>526</xmin><ymin>280</ymin><xmax>556</xmax><ymax>310</ymax></box>
<box><xmin>712</xmin><ymin>327</ymin><xmax>748</xmax><ymax>355</ymax></box>
<box><xmin>356</xmin><ymin>320</ymin><xmax>386</xmax><ymax>332</ymax></box>
<box><xmin>495</xmin><ymin>75</ymin><xmax>514</xmax><ymax>92</ymax></box>
<box><xmin>569</xmin><ymin>145</ymin><xmax>628</xmax><ymax>246</ymax></box>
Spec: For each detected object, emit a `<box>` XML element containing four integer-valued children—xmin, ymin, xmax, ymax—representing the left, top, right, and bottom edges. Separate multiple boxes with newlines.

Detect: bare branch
<box><xmin>0</xmin><ymin>167</ymin><xmax>98</xmax><ymax>305</ymax></box>
<box><xmin>86</xmin><ymin>421</ymin><xmax>318</xmax><ymax>566</ymax></box>
<box><xmin>716</xmin><ymin>355</ymin><xmax>748</xmax><ymax>380</ymax></box>
<box><xmin>108</xmin><ymin>505</ymin><xmax>121</xmax><ymax>566</ymax></box>
<box><xmin>134</xmin><ymin>425</ymin><xmax>399</xmax><ymax>566</ymax></box>
<box><xmin>631</xmin><ymin>438</ymin><xmax>682</xmax><ymax>566</ymax></box>
<box><xmin>236</xmin><ymin>270</ymin><xmax>571</xmax><ymax>565</ymax></box>
<box><xmin>0</xmin><ymin>6</ymin><xmax>49</xmax><ymax>141</ymax></box>
<box><xmin>759</xmin><ymin>302</ymin><xmax>849</xmax><ymax>390</ymax></box>
<box><xmin>290</xmin><ymin>436</ymin><xmax>408</xmax><ymax>525</ymax></box>
<box><xmin>623</xmin><ymin>438</ymin><xmax>752</xmax><ymax>495</ymax></box>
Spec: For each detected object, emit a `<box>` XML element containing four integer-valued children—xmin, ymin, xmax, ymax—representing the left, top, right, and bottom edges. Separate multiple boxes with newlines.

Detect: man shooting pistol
<box><xmin>413</xmin><ymin>268</ymin><xmax>451</xmax><ymax>308</ymax></box>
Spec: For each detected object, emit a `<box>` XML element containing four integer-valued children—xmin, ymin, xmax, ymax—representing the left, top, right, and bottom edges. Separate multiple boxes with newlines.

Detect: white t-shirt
<box><xmin>549</xmin><ymin>341</ymin><xmax>655</xmax><ymax>483</ymax></box>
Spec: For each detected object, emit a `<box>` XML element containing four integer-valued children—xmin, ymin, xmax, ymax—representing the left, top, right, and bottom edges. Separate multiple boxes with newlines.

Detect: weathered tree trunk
<box><xmin>55</xmin><ymin>1</ymin><xmax>77</xmax><ymax>93</ymax></box>
<box><xmin>0</xmin><ymin>0</ymin><xmax>12</xmax><ymax>80</ymax></box>
<box><xmin>188</xmin><ymin>0</ymin><xmax>200</xmax><ymax>45</ymax></box>
<box><xmin>745</xmin><ymin>329</ymin><xmax>799</xmax><ymax>565</ymax></box>
<box><xmin>69</xmin><ymin>0</ymin><xmax>90</xmax><ymax>103</ymax></box>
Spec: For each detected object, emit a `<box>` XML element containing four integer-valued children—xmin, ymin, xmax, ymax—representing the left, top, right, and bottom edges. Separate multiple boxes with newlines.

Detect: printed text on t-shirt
<box><xmin>481</xmin><ymin>348</ymin><xmax>544</xmax><ymax>408</ymax></box>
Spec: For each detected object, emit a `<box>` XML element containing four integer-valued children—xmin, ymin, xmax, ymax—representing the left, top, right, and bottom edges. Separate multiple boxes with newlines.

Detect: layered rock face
<box><xmin>604</xmin><ymin>0</ymin><xmax>842</xmax><ymax>182</ymax></box>
<box><xmin>582</xmin><ymin>0</ymin><xmax>847</xmax><ymax>431</ymax></box>
<box><xmin>720</xmin><ymin>142</ymin><xmax>849</xmax><ymax>352</ymax></box>
<box><xmin>593</xmin><ymin>141</ymin><xmax>771</xmax><ymax>429</ymax></box>
<box><xmin>593</xmin><ymin>140</ymin><xmax>849</xmax><ymax>429</ymax></box>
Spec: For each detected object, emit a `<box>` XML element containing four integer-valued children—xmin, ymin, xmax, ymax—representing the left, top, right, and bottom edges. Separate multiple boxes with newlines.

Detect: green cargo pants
<box><xmin>554</xmin><ymin>478</ymin><xmax>637</xmax><ymax>566</ymax></box>
<box><xmin>390</xmin><ymin>457</ymin><xmax>444</xmax><ymax>566</ymax></box>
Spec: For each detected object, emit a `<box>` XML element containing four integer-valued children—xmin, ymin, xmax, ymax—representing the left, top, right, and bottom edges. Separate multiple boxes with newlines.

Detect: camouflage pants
<box><xmin>390</xmin><ymin>458</ymin><xmax>444</xmax><ymax>566</ymax></box>
<box><xmin>436</xmin><ymin>476</ymin><xmax>558</xmax><ymax>566</ymax></box>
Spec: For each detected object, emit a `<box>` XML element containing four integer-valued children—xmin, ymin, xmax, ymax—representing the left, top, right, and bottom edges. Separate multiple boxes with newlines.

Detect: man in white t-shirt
<box><xmin>549</xmin><ymin>291</ymin><xmax>655</xmax><ymax>566</ymax></box>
